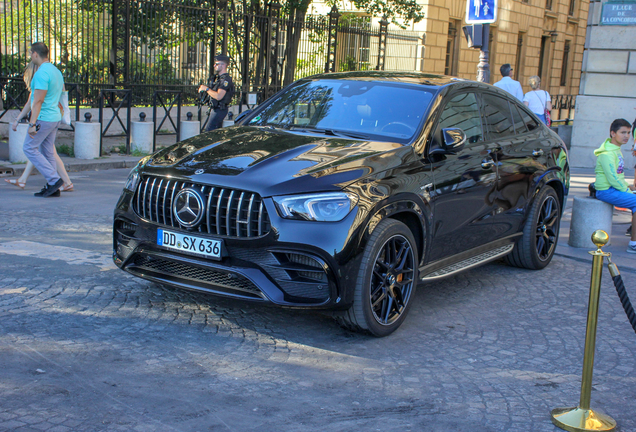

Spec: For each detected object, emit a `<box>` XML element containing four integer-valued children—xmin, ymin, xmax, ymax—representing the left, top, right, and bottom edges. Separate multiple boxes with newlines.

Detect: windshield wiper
<box><xmin>287</xmin><ymin>125</ymin><xmax>370</xmax><ymax>140</ymax></box>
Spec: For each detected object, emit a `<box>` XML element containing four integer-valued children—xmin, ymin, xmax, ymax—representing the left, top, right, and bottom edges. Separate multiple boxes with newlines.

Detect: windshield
<box><xmin>248</xmin><ymin>79</ymin><xmax>435</xmax><ymax>142</ymax></box>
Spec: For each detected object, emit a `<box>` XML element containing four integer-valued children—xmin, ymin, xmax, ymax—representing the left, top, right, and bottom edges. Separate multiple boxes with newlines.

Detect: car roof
<box><xmin>302</xmin><ymin>71</ymin><xmax>474</xmax><ymax>87</ymax></box>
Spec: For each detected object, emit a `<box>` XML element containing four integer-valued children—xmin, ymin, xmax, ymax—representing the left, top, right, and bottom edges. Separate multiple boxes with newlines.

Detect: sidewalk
<box><xmin>1</xmin><ymin>141</ymin><xmax>633</xmax><ymax>273</ymax></box>
<box><xmin>557</xmin><ymin>167</ymin><xmax>636</xmax><ymax>274</ymax></box>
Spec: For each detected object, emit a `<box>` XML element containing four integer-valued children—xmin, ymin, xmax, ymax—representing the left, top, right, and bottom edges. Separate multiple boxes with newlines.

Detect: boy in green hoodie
<box><xmin>594</xmin><ymin>118</ymin><xmax>636</xmax><ymax>253</ymax></box>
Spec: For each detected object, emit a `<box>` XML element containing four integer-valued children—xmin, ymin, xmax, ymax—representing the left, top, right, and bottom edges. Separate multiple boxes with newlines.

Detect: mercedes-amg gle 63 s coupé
<box><xmin>113</xmin><ymin>71</ymin><xmax>569</xmax><ymax>336</ymax></box>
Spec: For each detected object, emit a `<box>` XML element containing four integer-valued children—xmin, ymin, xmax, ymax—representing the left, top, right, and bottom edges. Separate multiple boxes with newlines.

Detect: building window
<box><xmin>514</xmin><ymin>33</ymin><xmax>524</xmax><ymax>81</ymax></box>
<box><xmin>560</xmin><ymin>40</ymin><xmax>571</xmax><ymax>86</ymax></box>
<box><xmin>538</xmin><ymin>35</ymin><xmax>549</xmax><ymax>84</ymax></box>
<box><xmin>444</xmin><ymin>20</ymin><xmax>460</xmax><ymax>76</ymax></box>
<box><xmin>569</xmin><ymin>0</ymin><xmax>576</xmax><ymax>16</ymax></box>
<box><xmin>546</xmin><ymin>0</ymin><xmax>553</xmax><ymax>10</ymax></box>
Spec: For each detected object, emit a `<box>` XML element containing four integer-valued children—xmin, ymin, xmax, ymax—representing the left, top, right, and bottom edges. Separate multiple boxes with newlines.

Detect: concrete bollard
<box><xmin>131</xmin><ymin>112</ymin><xmax>154</xmax><ymax>154</ymax></box>
<box><xmin>568</xmin><ymin>196</ymin><xmax>614</xmax><ymax>248</ymax></box>
<box><xmin>222</xmin><ymin>111</ymin><xmax>235</xmax><ymax>128</ymax></box>
<box><xmin>74</xmin><ymin>113</ymin><xmax>101</xmax><ymax>159</ymax></box>
<box><xmin>180</xmin><ymin>112</ymin><xmax>200</xmax><ymax>141</ymax></box>
<box><xmin>8</xmin><ymin>122</ymin><xmax>29</xmax><ymax>163</ymax></box>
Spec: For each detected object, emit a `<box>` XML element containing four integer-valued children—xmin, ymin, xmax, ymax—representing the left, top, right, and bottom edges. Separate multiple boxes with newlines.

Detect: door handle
<box><xmin>532</xmin><ymin>149</ymin><xmax>544</xmax><ymax>157</ymax></box>
<box><xmin>481</xmin><ymin>159</ymin><xmax>495</xmax><ymax>169</ymax></box>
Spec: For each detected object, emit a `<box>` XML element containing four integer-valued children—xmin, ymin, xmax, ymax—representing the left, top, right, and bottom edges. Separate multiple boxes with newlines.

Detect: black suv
<box><xmin>114</xmin><ymin>71</ymin><xmax>569</xmax><ymax>336</ymax></box>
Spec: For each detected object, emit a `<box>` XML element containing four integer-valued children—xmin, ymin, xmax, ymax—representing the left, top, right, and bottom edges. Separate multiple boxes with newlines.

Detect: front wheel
<box><xmin>337</xmin><ymin>219</ymin><xmax>419</xmax><ymax>337</ymax></box>
<box><xmin>506</xmin><ymin>186</ymin><xmax>561</xmax><ymax>270</ymax></box>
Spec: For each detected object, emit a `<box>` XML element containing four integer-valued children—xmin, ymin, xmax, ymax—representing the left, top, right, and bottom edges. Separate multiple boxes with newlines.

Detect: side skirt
<box><xmin>420</xmin><ymin>240</ymin><xmax>517</xmax><ymax>282</ymax></box>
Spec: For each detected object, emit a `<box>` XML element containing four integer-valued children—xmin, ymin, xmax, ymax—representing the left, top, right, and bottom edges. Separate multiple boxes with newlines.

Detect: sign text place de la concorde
<box><xmin>601</xmin><ymin>2</ymin><xmax>636</xmax><ymax>25</ymax></box>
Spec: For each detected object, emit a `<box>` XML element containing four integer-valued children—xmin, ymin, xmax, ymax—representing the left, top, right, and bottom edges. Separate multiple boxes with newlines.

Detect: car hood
<box><xmin>143</xmin><ymin>126</ymin><xmax>411</xmax><ymax>196</ymax></box>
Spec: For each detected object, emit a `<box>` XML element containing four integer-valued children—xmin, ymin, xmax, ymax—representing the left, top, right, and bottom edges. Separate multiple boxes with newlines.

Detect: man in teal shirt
<box><xmin>594</xmin><ymin>118</ymin><xmax>636</xmax><ymax>253</ymax></box>
<box><xmin>23</xmin><ymin>42</ymin><xmax>65</xmax><ymax>197</ymax></box>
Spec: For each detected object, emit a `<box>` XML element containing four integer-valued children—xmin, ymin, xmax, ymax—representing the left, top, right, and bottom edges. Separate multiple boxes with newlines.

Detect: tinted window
<box><xmin>517</xmin><ymin>105</ymin><xmax>540</xmax><ymax>131</ymax></box>
<box><xmin>511</xmin><ymin>104</ymin><xmax>527</xmax><ymax>134</ymax></box>
<box><xmin>481</xmin><ymin>94</ymin><xmax>515</xmax><ymax>139</ymax></box>
<box><xmin>435</xmin><ymin>92</ymin><xmax>483</xmax><ymax>145</ymax></box>
<box><xmin>249</xmin><ymin>79</ymin><xmax>434</xmax><ymax>142</ymax></box>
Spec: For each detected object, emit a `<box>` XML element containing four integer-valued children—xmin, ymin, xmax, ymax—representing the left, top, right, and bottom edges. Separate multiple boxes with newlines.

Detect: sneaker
<box><xmin>34</xmin><ymin>178</ymin><xmax>63</xmax><ymax>197</ymax></box>
<box><xmin>627</xmin><ymin>244</ymin><xmax>636</xmax><ymax>254</ymax></box>
<box><xmin>627</xmin><ymin>226</ymin><xmax>633</xmax><ymax>237</ymax></box>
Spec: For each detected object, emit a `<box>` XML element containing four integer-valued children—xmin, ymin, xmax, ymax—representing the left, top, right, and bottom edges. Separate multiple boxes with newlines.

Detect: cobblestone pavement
<box><xmin>1</xmin><ymin>170</ymin><xmax>635</xmax><ymax>432</ymax></box>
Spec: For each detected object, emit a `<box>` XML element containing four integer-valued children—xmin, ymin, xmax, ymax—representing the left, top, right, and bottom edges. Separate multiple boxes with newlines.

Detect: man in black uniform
<box><xmin>198</xmin><ymin>54</ymin><xmax>234</xmax><ymax>132</ymax></box>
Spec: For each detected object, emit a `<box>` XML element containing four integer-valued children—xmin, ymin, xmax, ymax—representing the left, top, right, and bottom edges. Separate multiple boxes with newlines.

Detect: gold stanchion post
<box><xmin>550</xmin><ymin>230</ymin><xmax>617</xmax><ymax>432</ymax></box>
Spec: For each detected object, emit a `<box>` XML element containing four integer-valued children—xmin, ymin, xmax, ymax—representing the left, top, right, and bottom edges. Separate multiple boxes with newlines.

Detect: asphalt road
<box><xmin>1</xmin><ymin>169</ymin><xmax>635</xmax><ymax>432</ymax></box>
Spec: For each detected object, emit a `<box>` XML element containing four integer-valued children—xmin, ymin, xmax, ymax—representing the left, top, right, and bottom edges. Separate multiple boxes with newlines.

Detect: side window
<box><xmin>481</xmin><ymin>93</ymin><xmax>515</xmax><ymax>139</ymax></box>
<box><xmin>434</xmin><ymin>92</ymin><xmax>483</xmax><ymax>147</ymax></box>
<box><xmin>511</xmin><ymin>104</ymin><xmax>528</xmax><ymax>134</ymax></box>
<box><xmin>517</xmin><ymin>104</ymin><xmax>540</xmax><ymax>131</ymax></box>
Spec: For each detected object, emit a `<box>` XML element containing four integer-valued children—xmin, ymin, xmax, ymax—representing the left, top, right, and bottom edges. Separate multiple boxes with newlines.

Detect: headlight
<box><xmin>124</xmin><ymin>156</ymin><xmax>150</xmax><ymax>192</ymax></box>
<box><xmin>273</xmin><ymin>192</ymin><xmax>358</xmax><ymax>222</ymax></box>
<box><xmin>124</xmin><ymin>170</ymin><xmax>140</xmax><ymax>192</ymax></box>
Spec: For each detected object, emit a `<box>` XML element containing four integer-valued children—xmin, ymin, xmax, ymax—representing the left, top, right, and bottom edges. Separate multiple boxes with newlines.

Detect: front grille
<box><xmin>132</xmin><ymin>175</ymin><xmax>271</xmax><ymax>238</ymax></box>
<box><xmin>131</xmin><ymin>255</ymin><xmax>261</xmax><ymax>295</ymax></box>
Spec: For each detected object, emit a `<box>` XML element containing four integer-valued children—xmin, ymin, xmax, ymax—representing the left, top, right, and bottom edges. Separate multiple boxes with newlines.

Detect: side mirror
<box><xmin>441</xmin><ymin>128</ymin><xmax>466</xmax><ymax>154</ymax></box>
<box><xmin>234</xmin><ymin>109</ymin><xmax>252</xmax><ymax>124</ymax></box>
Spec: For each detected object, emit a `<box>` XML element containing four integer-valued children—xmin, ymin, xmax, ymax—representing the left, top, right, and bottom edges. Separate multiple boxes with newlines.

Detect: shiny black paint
<box><xmin>113</xmin><ymin>72</ymin><xmax>570</xmax><ymax>310</ymax></box>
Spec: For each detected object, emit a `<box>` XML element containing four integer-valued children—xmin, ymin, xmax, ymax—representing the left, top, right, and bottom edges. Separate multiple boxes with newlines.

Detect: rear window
<box><xmin>249</xmin><ymin>79</ymin><xmax>435</xmax><ymax>142</ymax></box>
<box><xmin>481</xmin><ymin>93</ymin><xmax>515</xmax><ymax>140</ymax></box>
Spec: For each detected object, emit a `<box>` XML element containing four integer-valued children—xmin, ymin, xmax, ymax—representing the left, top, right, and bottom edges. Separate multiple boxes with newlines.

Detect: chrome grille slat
<box><xmin>162</xmin><ymin>180</ymin><xmax>170</xmax><ymax>225</ymax></box>
<box><xmin>246</xmin><ymin>194</ymin><xmax>254</xmax><ymax>238</ymax></box>
<box><xmin>216</xmin><ymin>189</ymin><xmax>225</xmax><ymax>235</ymax></box>
<box><xmin>142</xmin><ymin>178</ymin><xmax>150</xmax><ymax>219</ymax></box>
<box><xmin>155</xmin><ymin>179</ymin><xmax>163</xmax><ymax>223</ymax></box>
<box><xmin>133</xmin><ymin>176</ymin><xmax>270</xmax><ymax>238</ymax></box>
<box><xmin>236</xmin><ymin>191</ymin><xmax>245</xmax><ymax>236</ymax></box>
<box><xmin>148</xmin><ymin>178</ymin><xmax>157</xmax><ymax>221</ymax></box>
<box><xmin>169</xmin><ymin>181</ymin><xmax>178</xmax><ymax>226</ymax></box>
<box><xmin>206</xmin><ymin>187</ymin><xmax>215</xmax><ymax>233</ymax></box>
<box><xmin>258</xmin><ymin>202</ymin><xmax>264</xmax><ymax>236</ymax></box>
<box><xmin>226</xmin><ymin>190</ymin><xmax>235</xmax><ymax>236</ymax></box>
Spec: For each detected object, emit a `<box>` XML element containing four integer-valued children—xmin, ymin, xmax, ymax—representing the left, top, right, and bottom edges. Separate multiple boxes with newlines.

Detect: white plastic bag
<box><xmin>59</xmin><ymin>91</ymin><xmax>71</xmax><ymax>125</ymax></box>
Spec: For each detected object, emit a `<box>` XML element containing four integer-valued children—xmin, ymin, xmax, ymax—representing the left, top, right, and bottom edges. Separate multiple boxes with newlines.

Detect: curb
<box><xmin>0</xmin><ymin>156</ymin><xmax>142</xmax><ymax>177</ymax></box>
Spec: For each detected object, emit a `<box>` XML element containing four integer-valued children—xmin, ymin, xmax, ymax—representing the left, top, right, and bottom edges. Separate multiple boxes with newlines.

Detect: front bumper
<box><xmin>113</xmin><ymin>193</ymin><xmax>362</xmax><ymax>309</ymax></box>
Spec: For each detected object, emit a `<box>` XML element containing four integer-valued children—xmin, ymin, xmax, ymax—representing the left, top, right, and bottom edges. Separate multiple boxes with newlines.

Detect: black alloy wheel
<box><xmin>369</xmin><ymin>234</ymin><xmax>416</xmax><ymax>326</ymax></box>
<box><xmin>535</xmin><ymin>194</ymin><xmax>559</xmax><ymax>261</ymax></box>
<box><xmin>336</xmin><ymin>219</ymin><xmax>419</xmax><ymax>337</ymax></box>
<box><xmin>505</xmin><ymin>186</ymin><xmax>561</xmax><ymax>270</ymax></box>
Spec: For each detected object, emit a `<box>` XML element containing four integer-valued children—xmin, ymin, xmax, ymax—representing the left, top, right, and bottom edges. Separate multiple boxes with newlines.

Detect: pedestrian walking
<box><xmin>22</xmin><ymin>42</ymin><xmax>65</xmax><ymax>197</ymax></box>
<box><xmin>523</xmin><ymin>76</ymin><xmax>552</xmax><ymax>125</ymax></box>
<box><xmin>5</xmin><ymin>60</ymin><xmax>73</xmax><ymax>192</ymax></box>
<box><xmin>198</xmin><ymin>55</ymin><xmax>235</xmax><ymax>132</ymax></box>
<box><xmin>593</xmin><ymin>118</ymin><xmax>636</xmax><ymax>252</ymax></box>
<box><xmin>493</xmin><ymin>64</ymin><xmax>523</xmax><ymax>101</ymax></box>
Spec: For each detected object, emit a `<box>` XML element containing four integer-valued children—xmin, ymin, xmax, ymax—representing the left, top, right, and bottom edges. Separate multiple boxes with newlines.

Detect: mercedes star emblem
<box><xmin>173</xmin><ymin>188</ymin><xmax>205</xmax><ymax>228</ymax></box>
<box><xmin>195</xmin><ymin>169</ymin><xmax>205</xmax><ymax>175</ymax></box>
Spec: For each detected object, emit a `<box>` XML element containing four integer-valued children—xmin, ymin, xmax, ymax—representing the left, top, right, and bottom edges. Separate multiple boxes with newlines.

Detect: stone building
<box><xmin>569</xmin><ymin>0</ymin><xmax>636</xmax><ymax>168</ymax></box>
<box><xmin>312</xmin><ymin>0</ymin><xmax>588</xmax><ymax>98</ymax></box>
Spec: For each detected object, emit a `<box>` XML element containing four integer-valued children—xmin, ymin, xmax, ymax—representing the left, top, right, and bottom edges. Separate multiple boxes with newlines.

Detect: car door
<box><xmin>428</xmin><ymin>91</ymin><xmax>500</xmax><ymax>261</ymax></box>
<box><xmin>483</xmin><ymin>93</ymin><xmax>548</xmax><ymax>238</ymax></box>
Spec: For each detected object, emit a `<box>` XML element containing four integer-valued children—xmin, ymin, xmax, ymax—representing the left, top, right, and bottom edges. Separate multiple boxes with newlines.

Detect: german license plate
<box><xmin>157</xmin><ymin>229</ymin><xmax>222</xmax><ymax>260</ymax></box>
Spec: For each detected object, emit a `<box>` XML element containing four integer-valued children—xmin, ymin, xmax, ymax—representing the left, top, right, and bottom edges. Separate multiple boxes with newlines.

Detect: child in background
<box><xmin>594</xmin><ymin>118</ymin><xmax>636</xmax><ymax>252</ymax></box>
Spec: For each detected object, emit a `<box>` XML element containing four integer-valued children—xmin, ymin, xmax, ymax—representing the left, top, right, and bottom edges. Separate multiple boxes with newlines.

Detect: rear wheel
<box><xmin>337</xmin><ymin>219</ymin><xmax>419</xmax><ymax>337</ymax></box>
<box><xmin>505</xmin><ymin>186</ymin><xmax>561</xmax><ymax>270</ymax></box>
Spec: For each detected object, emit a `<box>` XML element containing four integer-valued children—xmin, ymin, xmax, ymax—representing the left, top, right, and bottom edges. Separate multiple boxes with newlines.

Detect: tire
<box><xmin>505</xmin><ymin>186</ymin><xmax>561</xmax><ymax>270</ymax></box>
<box><xmin>337</xmin><ymin>219</ymin><xmax>419</xmax><ymax>337</ymax></box>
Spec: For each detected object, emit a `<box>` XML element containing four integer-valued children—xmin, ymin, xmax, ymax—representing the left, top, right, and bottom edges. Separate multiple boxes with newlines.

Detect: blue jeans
<box><xmin>205</xmin><ymin>108</ymin><xmax>228</xmax><ymax>132</ymax></box>
<box><xmin>536</xmin><ymin>113</ymin><xmax>546</xmax><ymax>124</ymax></box>
<box><xmin>596</xmin><ymin>187</ymin><xmax>636</xmax><ymax>213</ymax></box>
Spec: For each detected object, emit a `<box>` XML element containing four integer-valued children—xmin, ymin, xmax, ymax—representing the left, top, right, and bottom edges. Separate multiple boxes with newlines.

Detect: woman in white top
<box><xmin>523</xmin><ymin>75</ymin><xmax>552</xmax><ymax>125</ymax></box>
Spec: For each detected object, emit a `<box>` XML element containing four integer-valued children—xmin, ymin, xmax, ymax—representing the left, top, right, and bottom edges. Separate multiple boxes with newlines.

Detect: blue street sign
<box><xmin>466</xmin><ymin>0</ymin><xmax>497</xmax><ymax>24</ymax></box>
